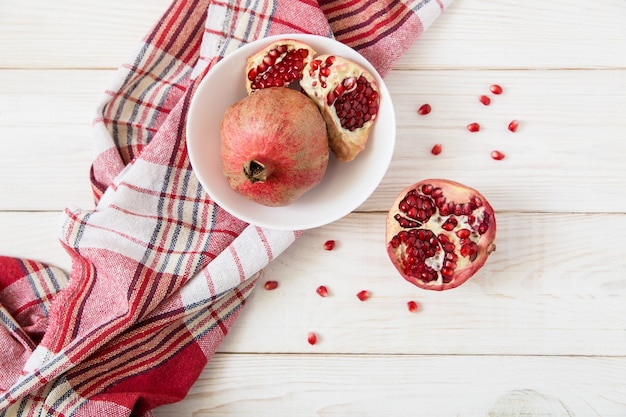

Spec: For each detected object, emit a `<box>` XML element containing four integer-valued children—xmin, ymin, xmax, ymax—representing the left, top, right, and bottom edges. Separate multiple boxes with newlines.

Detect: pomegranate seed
<box><xmin>316</xmin><ymin>285</ymin><xmax>329</xmax><ymax>297</ymax></box>
<box><xmin>307</xmin><ymin>332</ymin><xmax>318</xmax><ymax>345</ymax></box>
<box><xmin>417</xmin><ymin>103</ymin><xmax>431</xmax><ymax>115</ymax></box>
<box><xmin>431</xmin><ymin>143</ymin><xmax>442</xmax><ymax>155</ymax></box>
<box><xmin>467</xmin><ymin>122</ymin><xmax>480</xmax><ymax>132</ymax></box>
<box><xmin>479</xmin><ymin>95</ymin><xmax>491</xmax><ymax>106</ymax></box>
<box><xmin>263</xmin><ymin>280</ymin><xmax>278</xmax><ymax>290</ymax></box>
<box><xmin>491</xmin><ymin>150</ymin><xmax>505</xmax><ymax>160</ymax></box>
<box><xmin>489</xmin><ymin>84</ymin><xmax>503</xmax><ymax>94</ymax></box>
<box><xmin>407</xmin><ymin>300</ymin><xmax>419</xmax><ymax>313</ymax></box>
<box><xmin>508</xmin><ymin>119</ymin><xmax>519</xmax><ymax>132</ymax></box>
<box><xmin>356</xmin><ymin>290</ymin><xmax>371</xmax><ymax>301</ymax></box>
<box><xmin>323</xmin><ymin>240</ymin><xmax>335</xmax><ymax>251</ymax></box>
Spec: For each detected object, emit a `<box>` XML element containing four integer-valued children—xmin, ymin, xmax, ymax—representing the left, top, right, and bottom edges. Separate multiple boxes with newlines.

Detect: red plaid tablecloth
<box><xmin>0</xmin><ymin>0</ymin><xmax>452</xmax><ymax>415</ymax></box>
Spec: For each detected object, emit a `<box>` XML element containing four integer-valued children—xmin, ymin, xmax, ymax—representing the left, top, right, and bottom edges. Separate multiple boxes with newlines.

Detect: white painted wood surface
<box><xmin>1</xmin><ymin>0</ymin><xmax>625</xmax><ymax>415</ymax></box>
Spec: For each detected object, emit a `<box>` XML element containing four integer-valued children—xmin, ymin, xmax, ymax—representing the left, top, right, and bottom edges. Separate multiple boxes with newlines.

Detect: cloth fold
<box><xmin>0</xmin><ymin>0</ymin><xmax>452</xmax><ymax>415</ymax></box>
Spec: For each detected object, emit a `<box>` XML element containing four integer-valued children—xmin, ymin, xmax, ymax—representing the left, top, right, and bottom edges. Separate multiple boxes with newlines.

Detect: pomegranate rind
<box><xmin>300</xmin><ymin>54</ymin><xmax>380</xmax><ymax>162</ymax></box>
<box><xmin>245</xmin><ymin>39</ymin><xmax>317</xmax><ymax>95</ymax></box>
<box><xmin>385</xmin><ymin>179</ymin><xmax>497</xmax><ymax>291</ymax></box>
<box><xmin>220</xmin><ymin>87</ymin><xmax>329</xmax><ymax>207</ymax></box>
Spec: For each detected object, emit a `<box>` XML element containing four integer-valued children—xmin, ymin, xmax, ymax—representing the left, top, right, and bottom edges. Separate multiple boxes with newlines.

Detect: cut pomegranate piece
<box><xmin>263</xmin><ymin>280</ymin><xmax>278</xmax><ymax>290</ymax></box>
<box><xmin>301</xmin><ymin>54</ymin><xmax>380</xmax><ymax>162</ymax></box>
<box><xmin>323</xmin><ymin>240</ymin><xmax>336</xmax><ymax>251</ymax></box>
<box><xmin>386</xmin><ymin>179</ymin><xmax>496</xmax><ymax>291</ymax></box>
<box><xmin>417</xmin><ymin>103</ymin><xmax>432</xmax><ymax>115</ymax></box>
<box><xmin>407</xmin><ymin>300</ymin><xmax>419</xmax><ymax>313</ymax></box>
<box><xmin>431</xmin><ymin>143</ymin><xmax>442</xmax><ymax>155</ymax></box>
<box><xmin>245</xmin><ymin>39</ymin><xmax>316</xmax><ymax>94</ymax></box>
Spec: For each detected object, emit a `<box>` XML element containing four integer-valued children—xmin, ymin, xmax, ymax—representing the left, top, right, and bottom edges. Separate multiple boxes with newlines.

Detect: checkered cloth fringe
<box><xmin>0</xmin><ymin>0</ymin><xmax>452</xmax><ymax>415</ymax></box>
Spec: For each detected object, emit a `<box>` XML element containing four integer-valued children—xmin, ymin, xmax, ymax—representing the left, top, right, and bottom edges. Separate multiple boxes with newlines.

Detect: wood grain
<box><xmin>0</xmin><ymin>0</ymin><xmax>171</xmax><ymax>69</ymax></box>
<box><xmin>154</xmin><ymin>354</ymin><xmax>626</xmax><ymax>416</ymax></box>
<box><xmin>2</xmin><ymin>0</ymin><xmax>625</xmax><ymax>70</ymax></box>
<box><xmin>1</xmin><ymin>0</ymin><xmax>626</xmax><ymax>415</ymax></box>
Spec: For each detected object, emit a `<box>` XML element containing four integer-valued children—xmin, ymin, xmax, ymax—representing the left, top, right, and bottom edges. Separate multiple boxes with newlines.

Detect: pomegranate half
<box><xmin>220</xmin><ymin>87</ymin><xmax>329</xmax><ymax>207</ymax></box>
<box><xmin>386</xmin><ymin>179</ymin><xmax>497</xmax><ymax>291</ymax></box>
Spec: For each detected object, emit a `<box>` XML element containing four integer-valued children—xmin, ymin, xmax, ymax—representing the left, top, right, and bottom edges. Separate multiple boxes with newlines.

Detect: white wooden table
<box><xmin>2</xmin><ymin>0</ymin><xmax>626</xmax><ymax>415</ymax></box>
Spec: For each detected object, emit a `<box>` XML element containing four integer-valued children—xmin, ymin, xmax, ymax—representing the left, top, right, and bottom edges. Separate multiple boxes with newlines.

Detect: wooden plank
<box><xmin>396</xmin><ymin>0</ymin><xmax>626</xmax><ymax>70</ymax></box>
<box><xmin>0</xmin><ymin>69</ymin><xmax>111</xmax><ymax>210</ymax></box>
<box><xmin>0</xmin><ymin>0</ymin><xmax>170</xmax><ymax>69</ymax></box>
<box><xmin>153</xmin><ymin>354</ymin><xmax>626</xmax><ymax>416</ymax></box>
<box><xmin>219</xmin><ymin>211</ymin><xmax>626</xmax><ymax>356</ymax></box>
<box><xmin>2</xmin><ymin>211</ymin><xmax>624</xmax><ymax>356</ymax></box>
<box><xmin>364</xmin><ymin>68</ymin><xmax>626</xmax><ymax>213</ymax></box>
<box><xmin>2</xmin><ymin>69</ymin><xmax>625</xmax><ymax>213</ymax></box>
<box><xmin>2</xmin><ymin>0</ymin><xmax>625</xmax><ymax>70</ymax></box>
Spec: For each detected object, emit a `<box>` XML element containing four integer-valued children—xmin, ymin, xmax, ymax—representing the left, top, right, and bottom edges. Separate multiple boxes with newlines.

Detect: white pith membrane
<box><xmin>389</xmin><ymin>191</ymin><xmax>490</xmax><ymax>287</ymax></box>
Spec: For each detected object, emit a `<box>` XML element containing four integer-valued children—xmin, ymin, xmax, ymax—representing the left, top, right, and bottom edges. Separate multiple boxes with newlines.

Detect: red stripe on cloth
<box><xmin>0</xmin><ymin>257</ymin><xmax>29</xmax><ymax>290</ymax></box>
<box><xmin>255</xmin><ymin>227</ymin><xmax>274</xmax><ymax>263</ymax></box>
<box><xmin>209</xmin><ymin>307</ymin><xmax>229</xmax><ymax>336</ymax></box>
<box><xmin>151</xmin><ymin>0</ymin><xmax>191</xmax><ymax>51</ymax></box>
<box><xmin>49</xmin><ymin>259</ymin><xmax>97</xmax><ymax>352</ymax></box>
<box><xmin>321</xmin><ymin>0</ymin><xmax>361</xmax><ymax>15</ymax></box>
<box><xmin>229</xmin><ymin>246</ymin><xmax>246</xmax><ymax>283</ymax></box>
<box><xmin>11</xmin><ymin>292</ymin><xmax>55</xmax><ymax>317</ymax></box>
<box><xmin>354</xmin><ymin>12</ymin><xmax>415</xmax><ymax>52</ymax></box>
<box><xmin>349</xmin><ymin>5</ymin><xmax>414</xmax><ymax>50</ymax></box>
<box><xmin>203</xmin><ymin>28</ymin><xmax>248</xmax><ymax>45</ymax></box>
<box><xmin>333</xmin><ymin>1</ymin><xmax>409</xmax><ymax>48</ymax></box>
<box><xmin>332</xmin><ymin>0</ymin><xmax>402</xmax><ymax>38</ymax></box>
<box><xmin>327</xmin><ymin>0</ymin><xmax>380</xmax><ymax>24</ymax></box>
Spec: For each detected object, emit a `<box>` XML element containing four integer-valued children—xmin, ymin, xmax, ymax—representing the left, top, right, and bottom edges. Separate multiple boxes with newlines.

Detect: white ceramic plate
<box><xmin>186</xmin><ymin>34</ymin><xmax>396</xmax><ymax>230</ymax></box>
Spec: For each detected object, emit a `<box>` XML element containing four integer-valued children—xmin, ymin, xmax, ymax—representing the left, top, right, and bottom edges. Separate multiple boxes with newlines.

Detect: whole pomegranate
<box><xmin>220</xmin><ymin>87</ymin><xmax>329</xmax><ymax>207</ymax></box>
<box><xmin>386</xmin><ymin>179</ymin><xmax>497</xmax><ymax>291</ymax></box>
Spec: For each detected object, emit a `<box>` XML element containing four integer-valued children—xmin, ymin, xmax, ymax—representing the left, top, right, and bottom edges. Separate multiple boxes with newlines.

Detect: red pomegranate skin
<box><xmin>220</xmin><ymin>87</ymin><xmax>329</xmax><ymax>207</ymax></box>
